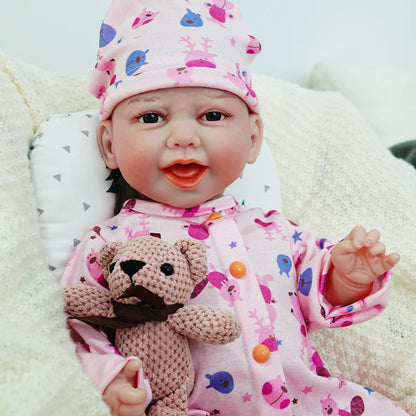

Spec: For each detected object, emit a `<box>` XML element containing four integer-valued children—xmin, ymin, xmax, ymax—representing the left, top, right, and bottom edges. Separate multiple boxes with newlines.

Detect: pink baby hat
<box><xmin>90</xmin><ymin>0</ymin><xmax>262</xmax><ymax>119</ymax></box>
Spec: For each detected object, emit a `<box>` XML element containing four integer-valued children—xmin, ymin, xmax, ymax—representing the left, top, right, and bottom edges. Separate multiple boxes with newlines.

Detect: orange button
<box><xmin>253</xmin><ymin>344</ymin><xmax>271</xmax><ymax>363</ymax></box>
<box><xmin>229</xmin><ymin>261</ymin><xmax>246</xmax><ymax>278</ymax></box>
<box><xmin>208</xmin><ymin>212</ymin><xmax>223</xmax><ymax>221</ymax></box>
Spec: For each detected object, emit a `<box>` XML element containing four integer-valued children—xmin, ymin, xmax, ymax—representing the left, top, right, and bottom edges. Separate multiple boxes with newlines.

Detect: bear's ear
<box><xmin>99</xmin><ymin>241</ymin><xmax>123</xmax><ymax>280</ymax></box>
<box><xmin>174</xmin><ymin>239</ymin><xmax>208</xmax><ymax>284</ymax></box>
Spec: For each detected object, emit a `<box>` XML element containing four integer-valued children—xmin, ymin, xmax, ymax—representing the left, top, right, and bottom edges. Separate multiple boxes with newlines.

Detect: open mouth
<box><xmin>163</xmin><ymin>160</ymin><xmax>207</xmax><ymax>189</ymax></box>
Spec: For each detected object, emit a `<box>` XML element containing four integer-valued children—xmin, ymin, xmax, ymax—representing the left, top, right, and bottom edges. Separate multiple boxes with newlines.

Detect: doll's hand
<box><xmin>103</xmin><ymin>360</ymin><xmax>147</xmax><ymax>416</ymax></box>
<box><xmin>326</xmin><ymin>226</ymin><xmax>400</xmax><ymax>305</ymax></box>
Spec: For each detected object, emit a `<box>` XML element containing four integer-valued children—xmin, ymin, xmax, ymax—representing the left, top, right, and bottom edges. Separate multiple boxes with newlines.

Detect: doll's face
<box><xmin>97</xmin><ymin>87</ymin><xmax>263</xmax><ymax>208</ymax></box>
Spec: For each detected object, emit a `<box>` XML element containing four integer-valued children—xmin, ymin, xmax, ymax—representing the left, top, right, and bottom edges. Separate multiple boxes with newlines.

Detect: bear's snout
<box><xmin>120</xmin><ymin>260</ymin><xmax>146</xmax><ymax>278</ymax></box>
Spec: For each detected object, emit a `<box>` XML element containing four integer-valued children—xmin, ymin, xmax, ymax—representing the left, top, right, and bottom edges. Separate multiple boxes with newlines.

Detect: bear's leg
<box><xmin>147</xmin><ymin>385</ymin><xmax>188</xmax><ymax>416</ymax></box>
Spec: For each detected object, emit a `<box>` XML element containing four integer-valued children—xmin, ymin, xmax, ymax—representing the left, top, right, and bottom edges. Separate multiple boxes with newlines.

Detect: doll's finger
<box><xmin>123</xmin><ymin>359</ymin><xmax>142</xmax><ymax>379</ymax></box>
<box><xmin>333</xmin><ymin>238</ymin><xmax>355</xmax><ymax>255</ymax></box>
<box><xmin>118</xmin><ymin>386</ymin><xmax>147</xmax><ymax>405</ymax></box>
<box><xmin>118</xmin><ymin>404</ymin><xmax>146</xmax><ymax>416</ymax></box>
<box><xmin>118</xmin><ymin>393</ymin><xmax>147</xmax><ymax>416</ymax></box>
<box><xmin>364</xmin><ymin>229</ymin><xmax>381</xmax><ymax>247</ymax></box>
<box><xmin>118</xmin><ymin>402</ymin><xmax>146</xmax><ymax>416</ymax></box>
<box><xmin>383</xmin><ymin>252</ymin><xmax>400</xmax><ymax>269</ymax></box>
<box><xmin>348</xmin><ymin>226</ymin><xmax>367</xmax><ymax>248</ymax></box>
<box><xmin>368</xmin><ymin>241</ymin><xmax>386</xmax><ymax>257</ymax></box>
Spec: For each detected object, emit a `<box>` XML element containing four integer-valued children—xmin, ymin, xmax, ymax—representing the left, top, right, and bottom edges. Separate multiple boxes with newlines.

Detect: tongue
<box><xmin>169</xmin><ymin>163</ymin><xmax>202</xmax><ymax>178</ymax></box>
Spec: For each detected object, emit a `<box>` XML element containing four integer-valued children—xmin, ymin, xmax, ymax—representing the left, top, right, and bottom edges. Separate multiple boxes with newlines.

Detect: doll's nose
<box><xmin>166</xmin><ymin>120</ymin><xmax>201</xmax><ymax>149</ymax></box>
<box><xmin>120</xmin><ymin>260</ymin><xmax>146</xmax><ymax>278</ymax></box>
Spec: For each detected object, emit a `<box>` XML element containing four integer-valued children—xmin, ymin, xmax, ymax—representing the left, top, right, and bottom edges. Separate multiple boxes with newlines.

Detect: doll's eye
<box><xmin>109</xmin><ymin>262</ymin><xmax>116</xmax><ymax>273</ymax></box>
<box><xmin>202</xmin><ymin>111</ymin><xmax>230</xmax><ymax>121</ymax></box>
<box><xmin>160</xmin><ymin>263</ymin><xmax>174</xmax><ymax>276</ymax></box>
<box><xmin>202</xmin><ymin>111</ymin><xmax>226</xmax><ymax>122</ymax></box>
<box><xmin>138</xmin><ymin>112</ymin><xmax>163</xmax><ymax>123</ymax></box>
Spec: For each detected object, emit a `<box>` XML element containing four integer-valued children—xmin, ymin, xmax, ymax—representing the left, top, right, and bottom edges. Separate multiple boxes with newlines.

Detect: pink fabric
<box><xmin>67</xmin><ymin>320</ymin><xmax>152</xmax><ymax>401</ymax></box>
<box><xmin>89</xmin><ymin>0</ymin><xmax>261</xmax><ymax>119</ymax></box>
<box><xmin>61</xmin><ymin>195</ymin><xmax>408</xmax><ymax>415</ymax></box>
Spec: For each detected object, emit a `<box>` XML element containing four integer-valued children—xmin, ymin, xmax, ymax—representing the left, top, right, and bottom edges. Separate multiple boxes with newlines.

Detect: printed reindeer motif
<box><xmin>181</xmin><ymin>36</ymin><xmax>217</xmax><ymax>68</ymax></box>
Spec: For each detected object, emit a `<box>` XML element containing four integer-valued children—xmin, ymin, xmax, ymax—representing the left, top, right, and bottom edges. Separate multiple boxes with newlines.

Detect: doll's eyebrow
<box><xmin>128</xmin><ymin>95</ymin><xmax>160</xmax><ymax>104</ymax></box>
<box><xmin>128</xmin><ymin>91</ymin><xmax>234</xmax><ymax>104</ymax></box>
<box><xmin>206</xmin><ymin>91</ymin><xmax>234</xmax><ymax>100</ymax></box>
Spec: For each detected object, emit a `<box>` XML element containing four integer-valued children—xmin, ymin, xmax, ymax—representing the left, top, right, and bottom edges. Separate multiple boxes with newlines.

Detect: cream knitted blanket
<box><xmin>0</xmin><ymin>52</ymin><xmax>414</xmax><ymax>415</ymax></box>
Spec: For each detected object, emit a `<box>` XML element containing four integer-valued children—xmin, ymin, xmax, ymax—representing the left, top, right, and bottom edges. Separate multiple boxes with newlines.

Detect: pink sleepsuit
<box><xmin>61</xmin><ymin>195</ymin><xmax>408</xmax><ymax>415</ymax></box>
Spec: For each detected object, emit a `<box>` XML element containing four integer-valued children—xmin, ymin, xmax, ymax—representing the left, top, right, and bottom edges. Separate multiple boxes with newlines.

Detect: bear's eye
<box><xmin>109</xmin><ymin>262</ymin><xmax>116</xmax><ymax>273</ymax></box>
<box><xmin>160</xmin><ymin>263</ymin><xmax>174</xmax><ymax>276</ymax></box>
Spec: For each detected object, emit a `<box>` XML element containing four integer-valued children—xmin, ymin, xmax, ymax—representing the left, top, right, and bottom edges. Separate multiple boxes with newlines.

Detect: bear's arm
<box><xmin>64</xmin><ymin>285</ymin><xmax>112</xmax><ymax>318</ymax></box>
<box><xmin>167</xmin><ymin>305</ymin><xmax>241</xmax><ymax>345</ymax></box>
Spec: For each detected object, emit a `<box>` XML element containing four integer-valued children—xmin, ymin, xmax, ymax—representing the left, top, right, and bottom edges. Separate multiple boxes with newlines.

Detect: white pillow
<box><xmin>29</xmin><ymin>110</ymin><xmax>281</xmax><ymax>280</ymax></box>
<box><xmin>309</xmin><ymin>60</ymin><xmax>416</xmax><ymax>148</ymax></box>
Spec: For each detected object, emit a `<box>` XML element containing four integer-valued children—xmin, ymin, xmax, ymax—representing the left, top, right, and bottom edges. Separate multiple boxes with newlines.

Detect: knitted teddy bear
<box><xmin>64</xmin><ymin>236</ymin><xmax>241</xmax><ymax>415</ymax></box>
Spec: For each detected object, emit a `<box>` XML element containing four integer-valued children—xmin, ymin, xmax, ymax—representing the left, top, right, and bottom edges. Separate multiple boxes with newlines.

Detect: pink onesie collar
<box><xmin>120</xmin><ymin>195</ymin><xmax>240</xmax><ymax>218</ymax></box>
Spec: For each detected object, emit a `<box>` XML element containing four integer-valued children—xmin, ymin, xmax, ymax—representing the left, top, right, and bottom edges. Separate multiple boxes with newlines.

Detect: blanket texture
<box><xmin>0</xmin><ymin>51</ymin><xmax>415</xmax><ymax>415</ymax></box>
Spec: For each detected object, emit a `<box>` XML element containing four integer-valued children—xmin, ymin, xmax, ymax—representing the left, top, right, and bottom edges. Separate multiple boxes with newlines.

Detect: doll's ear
<box><xmin>99</xmin><ymin>241</ymin><xmax>123</xmax><ymax>280</ymax></box>
<box><xmin>96</xmin><ymin>120</ymin><xmax>119</xmax><ymax>169</ymax></box>
<box><xmin>246</xmin><ymin>113</ymin><xmax>263</xmax><ymax>164</ymax></box>
<box><xmin>174</xmin><ymin>239</ymin><xmax>208</xmax><ymax>284</ymax></box>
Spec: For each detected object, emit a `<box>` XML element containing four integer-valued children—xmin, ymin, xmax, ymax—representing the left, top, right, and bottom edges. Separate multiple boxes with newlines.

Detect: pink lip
<box><xmin>162</xmin><ymin>160</ymin><xmax>207</xmax><ymax>189</ymax></box>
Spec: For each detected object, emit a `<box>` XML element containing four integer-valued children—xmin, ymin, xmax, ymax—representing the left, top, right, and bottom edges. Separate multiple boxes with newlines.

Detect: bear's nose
<box><xmin>120</xmin><ymin>260</ymin><xmax>146</xmax><ymax>278</ymax></box>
